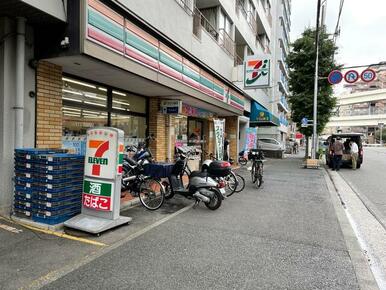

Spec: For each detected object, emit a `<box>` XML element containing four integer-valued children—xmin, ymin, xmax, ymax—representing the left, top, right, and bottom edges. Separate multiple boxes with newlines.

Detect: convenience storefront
<box><xmin>34</xmin><ymin>0</ymin><xmax>246</xmax><ymax>162</ymax></box>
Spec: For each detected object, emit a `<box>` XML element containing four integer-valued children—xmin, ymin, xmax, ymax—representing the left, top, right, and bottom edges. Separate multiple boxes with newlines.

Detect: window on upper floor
<box><xmin>219</xmin><ymin>9</ymin><xmax>232</xmax><ymax>36</ymax></box>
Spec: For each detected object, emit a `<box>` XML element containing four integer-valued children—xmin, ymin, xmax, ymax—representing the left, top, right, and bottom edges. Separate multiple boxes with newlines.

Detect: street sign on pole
<box><xmin>344</xmin><ymin>70</ymin><xmax>359</xmax><ymax>83</ymax></box>
<box><xmin>328</xmin><ymin>70</ymin><xmax>343</xmax><ymax>84</ymax></box>
<box><xmin>361</xmin><ymin>69</ymin><xmax>376</xmax><ymax>82</ymax></box>
<box><xmin>301</xmin><ymin>117</ymin><xmax>308</xmax><ymax>126</ymax></box>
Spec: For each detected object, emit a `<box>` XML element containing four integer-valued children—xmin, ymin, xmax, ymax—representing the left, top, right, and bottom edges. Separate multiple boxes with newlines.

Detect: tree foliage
<box><xmin>287</xmin><ymin>28</ymin><xmax>340</xmax><ymax>137</ymax></box>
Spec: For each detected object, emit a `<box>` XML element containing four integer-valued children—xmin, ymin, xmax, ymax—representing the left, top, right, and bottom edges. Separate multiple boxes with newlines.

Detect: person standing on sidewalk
<box><xmin>332</xmin><ymin>137</ymin><xmax>344</xmax><ymax>171</ymax></box>
<box><xmin>350</xmin><ymin>140</ymin><xmax>359</xmax><ymax>170</ymax></box>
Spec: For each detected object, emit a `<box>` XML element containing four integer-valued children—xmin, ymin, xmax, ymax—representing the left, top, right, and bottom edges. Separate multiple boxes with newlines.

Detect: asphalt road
<box><xmin>43</xmin><ymin>157</ymin><xmax>359</xmax><ymax>290</ymax></box>
<box><xmin>338</xmin><ymin>147</ymin><xmax>386</xmax><ymax>221</ymax></box>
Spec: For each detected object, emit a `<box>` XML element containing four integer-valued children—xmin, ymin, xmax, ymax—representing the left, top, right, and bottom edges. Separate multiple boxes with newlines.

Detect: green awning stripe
<box><xmin>182</xmin><ymin>66</ymin><xmax>200</xmax><ymax>82</ymax></box>
<box><xmin>126</xmin><ymin>31</ymin><xmax>159</xmax><ymax>60</ymax></box>
<box><xmin>159</xmin><ymin>52</ymin><xmax>183</xmax><ymax>73</ymax></box>
<box><xmin>230</xmin><ymin>94</ymin><xmax>244</xmax><ymax>106</ymax></box>
<box><xmin>200</xmin><ymin>76</ymin><xmax>214</xmax><ymax>89</ymax></box>
<box><xmin>88</xmin><ymin>8</ymin><xmax>124</xmax><ymax>41</ymax></box>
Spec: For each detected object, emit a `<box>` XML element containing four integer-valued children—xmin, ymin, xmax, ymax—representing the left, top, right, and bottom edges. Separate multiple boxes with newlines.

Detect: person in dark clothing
<box><xmin>223</xmin><ymin>133</ymin><xmax>229</xmax><ymax>161</ymax></box>
<box><xmin>332</xmin><ymin>137</ymin><xmax>344</xmax><ymax>171</ymax></box>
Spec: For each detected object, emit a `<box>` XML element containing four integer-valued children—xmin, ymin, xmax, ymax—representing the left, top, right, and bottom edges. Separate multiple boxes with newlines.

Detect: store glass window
<box><xmin>63</xmin><ymin>105</ymin><xmax>108</xmax><ymax>136</ymax></box>
<box><xmin>62</xmin><ymin>77</ymin><xmax>108</xmax><ymax>136</ymax></box>
<box><xmin>62</xmin><ymin>77</ymin><xmax>107</xmax><ymax>108</ymax></box>
<box><xmin>111</xmin><ymin>114</ymin><xmax>146</xmax><ymax>139</ymax></box>
<box><xmin>112</xmin><ymin>90</ymin><xmax>146</xmax><ymax>114</ymax></box>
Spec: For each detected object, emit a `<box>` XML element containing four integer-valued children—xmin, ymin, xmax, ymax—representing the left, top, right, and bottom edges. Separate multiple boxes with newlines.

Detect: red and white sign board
<box><xmin>344</xmin><ymin>70</ymin><xmax>359</xmax><ymax>83</ymax></box>
<box><xmin>361</xmin><ymin>69</ymin><xmax>376</xmax><ymax>82</ymax></box>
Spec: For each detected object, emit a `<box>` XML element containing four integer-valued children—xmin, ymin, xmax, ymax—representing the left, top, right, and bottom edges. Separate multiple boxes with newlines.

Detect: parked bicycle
<box><xmin>202</xmin><ymin>151</ymin><xmax>245</xmax><ymax>197</ymax></box>
<box><xmin>249</xmin><ymin>149</ymin><xmax>265</xmax><ymax>188</ymax></box>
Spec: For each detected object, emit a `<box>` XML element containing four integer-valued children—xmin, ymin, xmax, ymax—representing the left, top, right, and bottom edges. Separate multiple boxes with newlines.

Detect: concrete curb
<box><xmin>324</xmin><ymin>167</ymin><xmax>379</xmax><ymax>290</ymax></box>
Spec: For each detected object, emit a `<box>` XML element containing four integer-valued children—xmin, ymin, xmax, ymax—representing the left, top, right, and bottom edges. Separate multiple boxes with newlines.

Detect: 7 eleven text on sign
<box><xmin>84</xmin><ymin>129</ymin><xmax>118</xmax><ymax>179</ymax></box>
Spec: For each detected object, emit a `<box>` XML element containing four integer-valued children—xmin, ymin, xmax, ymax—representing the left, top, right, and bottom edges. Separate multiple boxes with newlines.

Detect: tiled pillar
<box><xmin>36</xmin><ymin>61</ymin><xmax>63</xmax><ymax>149</ymax></box>
<box><xmin>148</xmin><ymin>98</ymin><xmax>167</xmax><ymax>161</ymax></box>
<box><xmin>225</xmin><ymin>116</ymin><xmax>238</xmax><ymax>162</ymax></box>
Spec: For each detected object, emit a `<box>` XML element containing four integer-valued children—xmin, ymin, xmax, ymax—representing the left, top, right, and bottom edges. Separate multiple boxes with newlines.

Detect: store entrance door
<box><xmin>187</xmin><ymin>118</ymin><xmax>204</xmax><ymax>170</ymax></box>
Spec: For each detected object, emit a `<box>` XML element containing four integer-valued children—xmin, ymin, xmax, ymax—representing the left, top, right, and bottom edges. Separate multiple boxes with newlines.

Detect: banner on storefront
<box><xmin>213</xmin><ymin>119</ymin><xmax>225</xmax><ymax>160</ymax></box>
<box><xmin>244</xmin><ymin>128</ymin><xmax>258</xmax><ymax>151</ymax></box>
<box><xmin>244</xmin><ymin>55</ymin><xmax>271</xmax><ymax>89</ymax></box>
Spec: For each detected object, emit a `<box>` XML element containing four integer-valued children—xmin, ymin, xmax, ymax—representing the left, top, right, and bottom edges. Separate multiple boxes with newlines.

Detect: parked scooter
<box><xmin>163</xmin><ymin>151</ymin><xmax>224</xmax><ymax>210</ymax></box>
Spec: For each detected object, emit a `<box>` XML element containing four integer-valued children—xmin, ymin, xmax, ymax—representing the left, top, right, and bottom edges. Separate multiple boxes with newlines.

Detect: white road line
<box><xmin>26</xmin><ymin>204</ymin><xmax>194</xmax><ymax>289</ymax></box>
<box><xmin>0</xmin><ymin>223</ymin><xmax>22</xmax><ymax>234</ymax></box>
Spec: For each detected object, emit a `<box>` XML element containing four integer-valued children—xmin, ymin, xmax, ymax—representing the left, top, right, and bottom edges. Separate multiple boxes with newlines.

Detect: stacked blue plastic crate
<box><xmin>14</xmin><ymin>149</ymin><xmax>84</xmax><ymax>224</ymax></box>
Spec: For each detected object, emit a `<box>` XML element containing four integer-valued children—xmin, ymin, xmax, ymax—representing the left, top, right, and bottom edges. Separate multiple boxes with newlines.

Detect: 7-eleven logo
<box><xmin>88</xmin><ymin>140</ymin><xmax>110</xmax><ymax>176</ymax></box>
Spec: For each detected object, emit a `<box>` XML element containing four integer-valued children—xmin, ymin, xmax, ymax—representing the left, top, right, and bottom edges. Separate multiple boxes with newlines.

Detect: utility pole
<box><xmin>311</xmin><ymin>0</ymin><xmax>322</xmax><ymax>159</ymax></box>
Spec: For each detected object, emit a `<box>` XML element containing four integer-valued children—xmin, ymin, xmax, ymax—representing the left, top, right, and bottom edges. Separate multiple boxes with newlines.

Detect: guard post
<box><xmin>65</xmin><ymin>127</ymin><xmax>132</xmax><ymax>234</ymax></box>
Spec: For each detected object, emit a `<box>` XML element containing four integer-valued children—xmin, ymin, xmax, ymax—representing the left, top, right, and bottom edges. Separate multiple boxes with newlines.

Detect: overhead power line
<box><xmin>333</xmin><ymin>0</ymin><xmax>344</xmax><ymax>43</ymax></box>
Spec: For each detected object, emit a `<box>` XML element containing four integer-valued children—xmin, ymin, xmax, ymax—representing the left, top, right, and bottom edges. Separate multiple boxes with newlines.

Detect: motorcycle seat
<box><xmin>189</xmin><ymin>171</ymin><xmax>209</xmax><ymax>178</ymax></box>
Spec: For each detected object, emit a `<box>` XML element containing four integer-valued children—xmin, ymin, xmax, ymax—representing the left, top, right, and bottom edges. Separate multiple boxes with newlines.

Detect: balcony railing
<box><xmin>193</xmin><ymin>7</ymin><xmax>202</xmax><ymax>38</ymax></box>
<box><xmin>266</xmin><ymin>10</ymin><xmax>272</xmax><ymax>27</ymax></box>
<box><xmin>175</xmin><ymin>0</ymin><xmax>193</xmax><ymax>15</ymax></box>
<box><xmin>219</xmin><ymin>28</ymin><xmax>235</xmax><ymax>56</ymax></box>
<box><xmin>236</xmin><ymin>0</ymin><xmax>257</xmax><ymax>35</ymax></box>
<box><xmin>193</xmin><ymin>8</ymin><xmax>235</xmax><ymax>57</ymax></box>
<box><xmin>234</xmin><ymin>52</ymin><xmax>243</xmax><ymax>66</ymax></box>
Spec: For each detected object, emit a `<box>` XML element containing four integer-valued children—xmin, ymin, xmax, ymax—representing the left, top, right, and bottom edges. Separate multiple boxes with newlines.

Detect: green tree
<box><xmin>287</xmin><ymin>28</ymin><xmax>340</xmax><ymax>156</ymax></box>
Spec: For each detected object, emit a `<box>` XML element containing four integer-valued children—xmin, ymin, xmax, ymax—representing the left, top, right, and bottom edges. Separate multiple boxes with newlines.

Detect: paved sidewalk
<box><xmin>39</xmin><ymin>157</ymin><xmax>370</xmax><ymax>289</ymax></box>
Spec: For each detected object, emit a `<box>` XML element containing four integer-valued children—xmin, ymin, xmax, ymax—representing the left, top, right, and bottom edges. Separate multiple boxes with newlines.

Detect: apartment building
<box><xmin>0</xmin><ymin>0</ymin><xmax>291</xmax><ymax>215</ymax></box>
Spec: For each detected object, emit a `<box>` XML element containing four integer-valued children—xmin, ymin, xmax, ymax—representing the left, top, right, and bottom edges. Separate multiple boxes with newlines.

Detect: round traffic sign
<box><xmin>328</xmin><ymin>70</ymin><xmax>343</xmax><ymax>85</ymax></box>
<box><xmin>344</xmin><ymin>70</ymin><xmax>359</xmax><ymax>83</ymax></box>
<box><xmin>361</xmin><ymin>68</ymin><xmax>376</xmax><ymax>82</ymax></box>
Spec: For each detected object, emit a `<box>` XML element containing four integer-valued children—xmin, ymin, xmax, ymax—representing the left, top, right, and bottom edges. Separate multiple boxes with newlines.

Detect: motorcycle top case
<box><xmin>208</xmin><ymin>161</ymin><xmax>232</xmax><ymax>177</ymax></box>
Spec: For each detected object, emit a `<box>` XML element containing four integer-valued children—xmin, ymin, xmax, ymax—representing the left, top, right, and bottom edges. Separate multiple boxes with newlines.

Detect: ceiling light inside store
<box><xmin>112</xmin><ymin>106</ymin><xmax>127</xmax><ymax>111</ymax></box>
<box><xmin>84</xmin><ymin>101</ymin><xmax>106</xmax><ymax>107</ymax></box>
<box><xmin>112</xmin><ymin>91</ymin><xmax>126</xmax><ymax>96</ymax></box>
<box><xmin>62</xmin><ymin>77</ymin><xmax>96</xmax><ymax>89</ymax></box>
<box><xmin>98</xmin><ymin>87</ymin><xmax>107</xmax><ymax>92</ymax></box>
<box><xmin>62</xmin><ymin>107</ymin><xmax>81</xmax><ymax>112</ymax></box>
<box><xmin>113</xmin><ymin>100</ymin><xmax>130</xmax><ymax>106</ymax></box>
<box><xmin>63</xmin><ymin>97</ymin><xmax>82</xmax><ymax>102</ymax></box>
<box><xmin>84</xmin><ymin>93</ymin><xmax>106</xmax><ymax>101</ymax></box>
<box><xmin>62</xmin><ymin>89</ymin><xmax>82</xmax><ymax>96</ymax></box>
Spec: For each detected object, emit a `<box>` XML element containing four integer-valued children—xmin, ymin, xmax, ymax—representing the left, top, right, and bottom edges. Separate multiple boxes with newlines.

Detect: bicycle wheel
<box><xmin>234</xmin><ymin>173</ymin><xmax>245</xmax><ymax>193</ymax></box>
<box><xmin>255</xmin><ymin>163</ymin><xmax>263</xmax><ymax>188</ymax></box>
<box><xmin>138</xmin><ymin>178</ymin><xmax>165</xmax><ymax>210</ymax></box>
<box><xmin>251</xmin><ymin>162</ymin><xmax>257</xmax><ymax>184</ymax></box>
<box><xmin>225</xmin><ymin>171</ymin><xmax>238</xmax><ymax>197</ymax></box>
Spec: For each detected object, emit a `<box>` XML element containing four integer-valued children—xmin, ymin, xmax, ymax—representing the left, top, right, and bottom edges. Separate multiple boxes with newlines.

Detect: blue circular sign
<box><xmin>328</xmin><ymin>70</ymin><xmax>343</xmax><ymax>85</ymax></box>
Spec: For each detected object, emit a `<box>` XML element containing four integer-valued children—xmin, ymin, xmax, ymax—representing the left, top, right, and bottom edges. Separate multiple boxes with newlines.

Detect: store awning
<box><xmin>249</xmin><ymin>101</ymin><xmax>280</xmax><ymax>127</ymax></box>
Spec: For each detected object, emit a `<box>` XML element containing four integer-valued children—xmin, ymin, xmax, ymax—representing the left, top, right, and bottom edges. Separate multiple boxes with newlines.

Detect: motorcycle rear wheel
<box><xmin>139</xmin><ymin>179</ymin><xmax>165</xmax><ymax>210</ymax></box>
<box><xmin>204</xmin><ymin>188</ymin><xmax>222</xmax><ymax>210</ymax></box>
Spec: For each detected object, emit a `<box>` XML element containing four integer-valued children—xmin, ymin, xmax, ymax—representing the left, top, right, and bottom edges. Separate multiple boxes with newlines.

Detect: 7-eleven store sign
<box><xmin>83</xmin><ymin>128</ymin><xmax>124</xmax><ymax>212</ymax></box>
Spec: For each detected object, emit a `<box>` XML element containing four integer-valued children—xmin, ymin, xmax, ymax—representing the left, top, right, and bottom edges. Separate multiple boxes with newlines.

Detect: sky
<box><xmin>290</xmin><ymin>0</ymin><xmax>386</xmax><ymax>68</ymax></box>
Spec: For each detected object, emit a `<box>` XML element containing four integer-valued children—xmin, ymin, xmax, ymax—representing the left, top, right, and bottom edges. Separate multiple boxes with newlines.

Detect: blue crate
<box><xmin>13</xmin><ymin>208</ymin><xmax>32</xmax><ymax>219</ymax></box>
<box><xmin>15</xmin><ymin>176</ymin><xmax>36</xmax><ymax>184</ymax></box>
<box><xmin>33</xmin><ymin>204</ymin><xmax>81</xmax><ymax>216</ymax></box>
<box><xmin>34</xmin><ymin>190</ymin><xmax>82</xmax><ymax>202</ymax></box>
<box><xmin>143</xmin><ymin>163</ymin><xmax>174</xmax><ymax>178</ymax></box>
<box><xmin>34</xmin><ymin>182</ymin><xmax>82</xmax><ymax>192</ymax></box>
<box><xmin>14</xmin><ymin>161</ymin><xmax>35</xmax><ymax>171</ymax></box>
<box><xmin>14</xmin><ymin>185</ymin><xmax>34</xmax><ymax>193</ymax></box>
<box><xmin>15</xmin><ymin>171</ymin><xmax>36</xmax><ymax>179</ymax></box>
<box><xmin>35</xmin><ymin>172</ymin><xmax>84</xmax><ymax>181</ymax></box>
<box><xmin>14</xmin><ymin>191</ymin><xmax>35</xmax><ymax>201</ymax></box>
<box><xmin>33</xmin><ymin>198</ymin><xmax>81</xmax><ymax>211</ymax></box>
<box><xmin>14</xmin><ymin>200</ymin><xmax>33</xmax><ymax>209</ymax></box>
<box><xmin>33</xmin><ymin>176</ymin><xmax>83</xmax><ymax>184</ymax></box>
<box><xmin>37</xmin><ymin>153</ymin><xmax>84</xmax><ymax>163</ymax></box>
<box><xmin>14</xmin><ymin>182</ymin><xmax>35</xmax><ymax>192</ymax></box>
<box><xmin>33</xmin><ymin>163</ymin><xmax>84</xmax><ymax>172</ymax></box>
<box><xmin>32</xmin><ymin>211</ymin><xmax>79</xmax><ymax>225</ymax></box>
